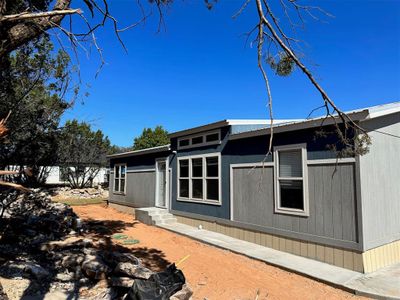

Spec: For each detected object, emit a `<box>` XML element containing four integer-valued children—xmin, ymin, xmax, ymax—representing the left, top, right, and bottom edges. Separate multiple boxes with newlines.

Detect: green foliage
<box><xmin>132</xmin><ymin>126</ymin><xmax>169</xmax><ymax>150</ymax></box>
<box><xmin>58</xmin><ymin>120</ymin><xmax>111</xmax><ymax>188</ymax></box>
<box><xmin>266</xmin><ymin>52</ymin><xmax>295</xmax><ymax>77</ymax></box>
<box><xmin>108</xmin><ymin>145</ymin><xmax>133</xmax><ymax>155</ymax></box>
<box><xmin>0</xmin><ymin>35</ymin><xmax>75</xmax><ymax>185</ymax></box>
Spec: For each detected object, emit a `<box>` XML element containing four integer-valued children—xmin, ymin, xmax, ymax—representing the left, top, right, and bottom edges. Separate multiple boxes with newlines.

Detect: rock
<box><xmin>111</xmin><ymin>252</ymin><xmax>141</xmax><ymax>266</ymax></box>
<box><xmin>24</xmin><ymin>262</ymin><xmax>50</xmax><ymax>280</ymax></box>
<box><xmin>170</xmin><ymin>284</ymin><xmax>193</xmax><ymax>300</ymax></box>
<box><xmin>0</xmin><ymin>281</ymin><xmax>9</xmax><ymax>300</ymax></box>
<box><xmin>88</xmin><ymin>287</ymin><xmax>118</xmax><ymax>300</ymax></box>
<box><xmin>55</xmin><ymin>272</ymin><xmax>75</xmax><ymax>282</ymax></box>
<box><xmin>40</xmin><ymin>237</ymin><xmax>93</xmax><ymax>251</ymax></box>
<box><xmin>108</xmin><ymin>276</ymin><xmax>135</xmax><ymax>288</ymax></box>
<box><xmin>82</xmin><ymin>247</ymin><xmax>98</xmax><ymax>256</ymax></box>
<box><xmin>61</xmin><ymin>254</ymin><xmax>85</xmax><ymax>269</ymax></box>
<box><xmin>113</xmin><ymin>262</ymin><xmax>153</xmax><ymax>280</ymax></box>
<box><xmin>81</xmin><ymin>255</ymin><xmax>111</xmax><ymax>280</ymax></box>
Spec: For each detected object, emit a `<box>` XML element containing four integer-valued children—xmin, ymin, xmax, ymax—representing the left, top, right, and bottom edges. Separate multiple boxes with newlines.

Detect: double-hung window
<box><xmin>178</xmin><ymin>154</ymin><xmax>221</xmax><ymax>204</ymax></box>
<box><xmin>114</xmin><ymin>164</ymin><xmax>126</xmax><ymax>193</ymax></box>
<box><xmin>274</xmin><ymin>144</ymin><xmax>309</xmax><ymax>216</ymax></box>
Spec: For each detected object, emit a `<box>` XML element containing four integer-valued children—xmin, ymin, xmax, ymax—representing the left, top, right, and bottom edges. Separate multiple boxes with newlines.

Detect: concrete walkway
<box><xmin>158</xmin><ymin>222</ymin><xmax>400</xmax><ymax>300</ymax></box>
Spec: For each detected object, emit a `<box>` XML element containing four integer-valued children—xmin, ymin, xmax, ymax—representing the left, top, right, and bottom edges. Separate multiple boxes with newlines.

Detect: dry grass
<box><xmin>53</xmin><ymin>197</ymin><xmax>107</xmax><ymax>206</ymax></box>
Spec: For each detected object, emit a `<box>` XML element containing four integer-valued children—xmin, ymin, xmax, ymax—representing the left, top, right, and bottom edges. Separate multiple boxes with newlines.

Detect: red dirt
<box><xmin>73</xmin><ymin>204</ymin><xmax>367</xmax><ymax>300</ymax></box>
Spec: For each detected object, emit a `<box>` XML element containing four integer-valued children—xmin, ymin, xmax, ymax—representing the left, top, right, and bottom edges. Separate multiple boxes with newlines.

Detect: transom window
<box><xmin>274</xmin><ymin>144</ymin><xmax>309</xmax><ymax>216</ymax></box>
<box><xmin>177</xmin><ymin>130</ymin><xmax>221</xmax><ymax>150</ymax></box>
<box><xmin>178</xmin><ymin>154</ymin><xmax>221</xmax><ymax>204</ymax></box>
<box><xmin>114</xmin><ymin>164</ymin><xmax>126</xmax><ymax>194</ymax></box>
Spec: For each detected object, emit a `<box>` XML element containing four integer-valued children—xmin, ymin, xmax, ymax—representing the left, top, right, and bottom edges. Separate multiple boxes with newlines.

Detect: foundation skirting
<box><xmin>176</xmin><ymin>215</ymin><xmax>400</xmax><ymax>273</ymax></box>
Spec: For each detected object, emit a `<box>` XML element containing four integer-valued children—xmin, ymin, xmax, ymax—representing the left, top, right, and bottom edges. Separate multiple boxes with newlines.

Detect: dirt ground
<box><xmin>74</xmin><ymin>204</ymin><xmax>366</xmax><ymax>300</ymax></box>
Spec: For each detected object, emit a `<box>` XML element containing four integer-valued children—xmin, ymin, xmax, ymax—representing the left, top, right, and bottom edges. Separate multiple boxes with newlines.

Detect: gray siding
<box><xmin>109</xmin><ymin>171</ymin><xmax>156</xmax><ymax>207</ymax></box>
<box><xmin>232</xmin><ymin>163</ymin><xmax>358</xmax><ymax>244</ymax></box>
<box><xmin>359</xmin><ymin>112</ymin><xmax>400</xmax><ymax>250</ymax></box>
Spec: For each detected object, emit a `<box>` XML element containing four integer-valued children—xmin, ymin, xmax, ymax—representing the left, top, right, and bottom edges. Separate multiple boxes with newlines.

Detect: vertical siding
<box><xmin>232</xmin><ymin>163</ymin><xmax>358</xmax><ymax>243</ymax></box>
<box><xmin>109</xmin><ymin>171</ymin><xmax>156</xmax><ymax>207</ymax></box>
<box><xmin>359</xmin><ymin>113</ymin><xmax>400</xmax><ymax>250</ymax></box>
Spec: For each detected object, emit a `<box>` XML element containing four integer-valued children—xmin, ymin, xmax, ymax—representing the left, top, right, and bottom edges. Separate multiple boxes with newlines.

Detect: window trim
<box><xmin>177</xmin><ymin>152</ymin><xmax>222</xmax><ymax>205</ymax></box>
<box><xmin>177</xmin><ymin>130</ymin><xmax>221</xmax><ymax>150</ymax></box>
<box><xmin>113</xmin><ymin>163</ymin><xmax>127</xmax><ymax>194</ymax></box>
<box><xmin>274</xmin><ymin>143</ymin><xmax>309</xmax><ymax>217</ymax></box>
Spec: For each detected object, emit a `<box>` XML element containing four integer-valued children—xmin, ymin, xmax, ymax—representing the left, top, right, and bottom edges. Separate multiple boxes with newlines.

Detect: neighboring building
<box><xmin>46</xmin><ymin>166</ymin><xmax>108</xmax><ymax>186</ymax></box>
<box><xmin>107</xmin><ymin>102</ymin><xmax>400</xmax><ymax>274</ymax></box>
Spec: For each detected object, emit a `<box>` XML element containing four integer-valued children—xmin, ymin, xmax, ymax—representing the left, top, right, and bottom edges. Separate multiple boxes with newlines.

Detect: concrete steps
<box><xmin>135</xmin><ymin>207</ymin><xmax>177</xmax><ymax>226</ymax></box>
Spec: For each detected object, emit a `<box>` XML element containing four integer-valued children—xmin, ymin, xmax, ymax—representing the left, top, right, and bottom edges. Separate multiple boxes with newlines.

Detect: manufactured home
<box><xmin>107</xmin><ymin>102</ymin><xmax>400</xmax><ymax>273</ymax></box>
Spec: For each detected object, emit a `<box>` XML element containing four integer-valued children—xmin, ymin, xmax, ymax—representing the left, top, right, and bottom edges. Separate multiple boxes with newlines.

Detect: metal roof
<box><xmin>229</xmin><ymin>101</ymin><xmax>400</xmax><ymax>141</ymax></box>
<box><xmin>107</xmin><ymin>144</ymin><xmax>170</xmax><ymax>159</ymax></box>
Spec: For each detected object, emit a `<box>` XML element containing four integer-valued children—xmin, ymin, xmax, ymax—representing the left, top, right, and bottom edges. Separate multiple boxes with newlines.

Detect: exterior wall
<box><xmin>170</xmin><ymin>126</ymin><xmax>231</xmax><ymax>219</ymax></box>
<box><xmin>45</xmin><ymin>166</ymin><xmax>107</xmax><ymax>185</ymax></box>
<box><xmin>231</xmin><ymin>162</ymin><xmax>358</xmax><ymax>249</ymax></box>
<box><xmin>175</xmin><ymin>214</ymin><xmax>364</xmax><ymax>272</ymax></box>
<box><xmin>170</xmin><ymin>125</ymin><xmax>360</xmax><ymax>250</ymax></box>
<box><xmin>359</xmin><ymin>112</ymin><xmax>400</xmax><ymax>251</ymax></box>
<box><xmin>109</xmin><ymin>170</ymin><xmax>156</xmax><ymax>207</ymax></box>
<box><xmin>109</xmin><ymin>150</ymin><xmax>170</xmax><ymax>208</ymax></box>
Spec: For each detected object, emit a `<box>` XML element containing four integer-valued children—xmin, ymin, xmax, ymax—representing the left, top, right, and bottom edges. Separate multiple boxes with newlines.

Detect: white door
<box><xmin>156</xmin><ymin>160</ymin><xmax>167</xmax><ymax>208</ymax></box>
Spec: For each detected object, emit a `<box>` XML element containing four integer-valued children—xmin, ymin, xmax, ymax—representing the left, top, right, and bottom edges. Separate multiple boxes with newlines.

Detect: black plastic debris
<box><xmin>125</xmin><ymin>264</ymin><xmax>186</xmax><ymax>300</ymax></box>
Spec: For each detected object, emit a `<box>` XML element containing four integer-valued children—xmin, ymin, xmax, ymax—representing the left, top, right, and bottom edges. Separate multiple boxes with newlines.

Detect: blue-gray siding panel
<box><xmin>170</xmin><ymin>126</ymin><xmax>355</xmax><ymax>218</ymax></box>
<box><xmin>109</xmin><ymin>172</ymin><xmax>156</xmax><ymax>207</ymax></box>
<box><xmin>108</xmin><ymin>150</ymin><xmax>170</xmax><ymax>207</ymax></box>
<box><xmin>231</xmin><ymin>163</ymin><xmax>358</xmax><ymax>243</ymax></box>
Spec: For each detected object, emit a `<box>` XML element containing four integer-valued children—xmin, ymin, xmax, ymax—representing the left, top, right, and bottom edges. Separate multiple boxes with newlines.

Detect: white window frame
<box><xmin>274</xmin><ymin>143</ymin><xmax>309</xmax><ymax>216</ymax></box>
<box><xmin>177</xmin><ymin>130</ymin><xmax>221</xmax><ymax>150</ymax></box>
<box><xmin>177</xmin><ymin>152</ymin><xmax>221</xmax><ymax>205</ymax></box>
<box><xmin>113</xmin><ymin>163</ymin><xmax>127</xmax><ymax>194</ymax></box>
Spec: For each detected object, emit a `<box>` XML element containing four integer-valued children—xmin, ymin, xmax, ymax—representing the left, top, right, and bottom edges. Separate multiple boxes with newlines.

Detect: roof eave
<box><xmin>229</xmin><ymin>110</ymin><xmax>370</xmax><ymax>141</ymax></box>
<box><xmin>168</xmin><ymin>120</ymin><xmax>229</xmax><ymax>138</ymax></box>
<box><xmin>107</xmin><ymin>144</ymin><xmax>171</xmax><ymax>159</ymax></box>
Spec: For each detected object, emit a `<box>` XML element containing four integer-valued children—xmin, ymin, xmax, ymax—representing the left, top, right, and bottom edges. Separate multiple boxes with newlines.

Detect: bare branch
<box><xmin>256</xmin><ymin>0</ymin><xmax>274</xmax><ymax>157</ymax></box>
<box><xmin>0</xmin><ymin>9</ymin><xmax>80</xmax><ymax>23</ymax></box>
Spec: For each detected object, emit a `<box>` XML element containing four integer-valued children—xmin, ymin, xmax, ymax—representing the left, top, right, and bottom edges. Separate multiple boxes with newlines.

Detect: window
<box><xmin>206</xmin><ymin>133</ymin><xmax>219</xmax><ymax>142</ymax></box>
<box><xmin>177</xmin><ymin>130</ymin><xmax>221</xmax><ymax>150</ymax></box>
<box><xmin>191</xmin><ymin>136</ymin><xmax>203</xmax><ymax>145</ymax></box>
<box><xmin>179</xmin><ymin>139</ymin><xmax>190</xmax><ymax>147</ymax></box>
<box><xmin>114</xmin><ymin>164</ymin><xmax>126</xmax><ymax>193</ymax></box>
<box><xmin>274</xmin><ymin>144</ymin><xmax>309</xmax><ymax>216</ymax></box>
<box><xmin>178</xmin><ymin>154</ymin><xmax>221</xmax><ymax>204</ymax></box>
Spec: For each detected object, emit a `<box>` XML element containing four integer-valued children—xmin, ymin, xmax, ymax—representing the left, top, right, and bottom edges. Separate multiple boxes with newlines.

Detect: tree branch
<box><xmin>0</xmin><ymin>9</ymin><xmax>81</xmax><ymax>23</ymax></box>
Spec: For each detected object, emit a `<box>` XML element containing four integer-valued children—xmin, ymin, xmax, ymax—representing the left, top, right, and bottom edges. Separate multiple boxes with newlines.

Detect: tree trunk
<box><xmin>0</xmin><ymin>0</ymin><xmax>72</xmax><ymax>58</ymax></box>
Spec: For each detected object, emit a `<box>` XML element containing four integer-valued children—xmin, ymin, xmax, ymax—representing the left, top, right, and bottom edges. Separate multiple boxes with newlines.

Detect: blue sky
<box><xmin>59</xmin><ymin>0</ymin><xmax>400</xmax><ymax>147</ymax></box>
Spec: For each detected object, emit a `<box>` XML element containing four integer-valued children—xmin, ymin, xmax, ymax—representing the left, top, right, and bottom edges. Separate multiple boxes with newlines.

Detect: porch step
<box><xmin>135</xmin><ymin>207</ymin><xmax>177</xmax><ymax>226</ymax></box>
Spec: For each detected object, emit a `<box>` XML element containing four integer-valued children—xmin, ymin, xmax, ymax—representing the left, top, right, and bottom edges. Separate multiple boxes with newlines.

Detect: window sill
<box><xmin>113</xmin><ymin>191</ymin><xmax>126</xmax><ymax>196</ymax></box>
<box><xmin>274</xmin><ymin>207</ymin><xmax>309</xmax><ymax>217</ymax></box>
<box><xmin>177</xmin><ymin>197</ymin><xmax>221</xmax><ymax>206</ymax></box>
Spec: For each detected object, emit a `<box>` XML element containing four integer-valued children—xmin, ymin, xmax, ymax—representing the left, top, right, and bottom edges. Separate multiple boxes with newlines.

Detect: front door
<box><xmin>156</xmin><ymin>160</ymin><xmax>167</xmax><ymax>208</ymax></box>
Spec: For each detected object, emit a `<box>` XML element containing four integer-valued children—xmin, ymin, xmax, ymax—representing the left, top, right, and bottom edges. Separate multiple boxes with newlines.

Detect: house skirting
<box><xmin>174</xmin><ymin>215</ymin><xmax>368</xmax><ymax>272</ymax></box>
<box><xmin>362</xmin><ymin>240</ymin><xmax>400</xmax><ymax>273</ymax></box>
<box><xmin>109</xmin><ymin>202</ymin><xmax>135</xmax><ymax>216</ymax></box>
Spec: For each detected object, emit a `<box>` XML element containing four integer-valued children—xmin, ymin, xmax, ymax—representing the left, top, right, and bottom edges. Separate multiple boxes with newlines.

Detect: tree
<box><xmin>108</xmin><ymin>145</ymin><xmax>134</xmax><ymax>155</ymax></box>
<box><xmin>58</xmin><ymin>119</ymin><xmax>111</xmax><ymax>188</ymax></box>
<box><xmin>0</xmin><ymin>35</ymin><xmax>75</xmax><ymax>185</ymax></box>
<box><xmin>133</xmin><ymin>126</ymin><xmax>169</xmax><ymax>151</ymax></box>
